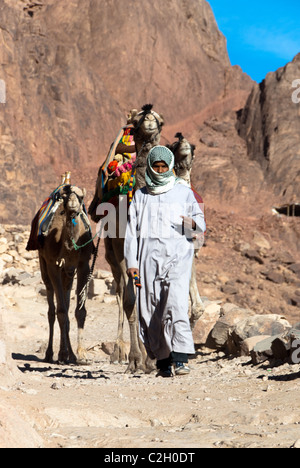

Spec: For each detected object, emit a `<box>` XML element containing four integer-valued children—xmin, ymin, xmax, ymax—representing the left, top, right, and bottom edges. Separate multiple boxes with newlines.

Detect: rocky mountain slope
<box><xmin>237</xmin><ymin>53</ymin><xmax>300</xmax><ymax>204</ymax></box>
<box><xmin>0</xmin><ymin>0</ymin><xmax>253</xmax><ymax>224</ymax></box>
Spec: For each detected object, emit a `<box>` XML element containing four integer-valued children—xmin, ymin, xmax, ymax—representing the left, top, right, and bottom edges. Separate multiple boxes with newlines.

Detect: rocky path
<box><xmin>1</xmin><ymin>281</ymin><xmax>300</xmax><ymax>449</ymax></box>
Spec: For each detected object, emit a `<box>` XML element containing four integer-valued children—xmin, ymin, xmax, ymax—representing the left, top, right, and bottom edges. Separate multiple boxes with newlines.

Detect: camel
<box><xmin>89</xmin><ymin>104</ymin><xmax>164</xmax><ymax>373</ymax></box>
<box><xmin>168</xmin><ymin>132</ymin><xmax>195</xmax><ymax>186</ymax></box>
<box><xmin>38</xmin><ymin>184</ymin><xmax>94</xmax><ymax>364</ymax></box>
<box><xmin>168</xmin><ymin>133</ymin><xmax>205</xmax><ymax>328</ymax></box>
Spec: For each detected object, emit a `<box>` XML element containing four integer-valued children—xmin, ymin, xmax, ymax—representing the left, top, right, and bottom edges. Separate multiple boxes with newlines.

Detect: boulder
<box><xmin>192</xmin><ymin>302</ymin><xmax>222</xmax><ymax>347</ymax></box>
<box><xmin>266</xmin><ymin>271</ymin><xmax>286</xmax><ymax>284</ymax></box>
<box><xmin>207</xmin><ymin>304</ymin><xmax>255</xmax><ymax>351</ymax></box>
<box><xmin>233</xmin><ymin>314</ymin><xmax>291</xmax><ymax>341</ymax></box>
<box><xmin>231</xmin><ymin>314</ymin><xmax>291</xmax><ymax>354</ymax></box>
<box><xmin>240</xmin><ymin>335</ymin><xmax>271</xmax><ymax>357</ymax></box>
<box><xmin>251</xmin><ymin>336</ymin><xmax>280</xmax><ymax>364</ymax></box>
<box><xmin>243</xmin><ymin>249</ymin><xmax>264</xmax><ymax>265</ymax></box>
<box><xmin>250</xmin><ymin>328</ymin><xmax>300</xmax><ymax>364</ymax></box>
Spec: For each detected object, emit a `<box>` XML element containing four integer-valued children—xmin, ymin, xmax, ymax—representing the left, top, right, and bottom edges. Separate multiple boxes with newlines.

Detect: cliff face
<box><xmin>0</xmin><ymin>0</ymin><xmax>253</xmax><ymax>223</ymax></box>
<box><xmin>237</xmin><ymin>54</ymin><xmax>300</xmax><ymax>203</ymax></box>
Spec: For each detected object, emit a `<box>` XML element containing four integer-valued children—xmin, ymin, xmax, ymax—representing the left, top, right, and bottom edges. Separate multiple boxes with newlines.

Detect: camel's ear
<box><xmin>82</xmin><ymin>188</ymin><xmax>86</xmax><ymax>198</ymax></box>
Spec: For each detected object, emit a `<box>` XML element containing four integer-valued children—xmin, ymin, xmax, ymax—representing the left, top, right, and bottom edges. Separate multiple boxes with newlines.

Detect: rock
<box><xmin>233</xmin><ymin>242</ymin><xmax>251</xmax><ymax>254</ymax></box>
<box><xmin>221</xmin><ymin>282</ymin><xmax>239</xmax><ymax>295</ymax></box>
<box><xmin>237</xmin><ymin>53</ymin><xmax>300</xmax><ymax>201</ymax></box>
<box><xmin>19</xmin><ymin>275</ymin><xmax>42</xmax><ymax>287</ymax></box>
<box><xmin>250</xmin><ymin>328</ymin><xmax>300</xmax><ymax>364</ymax></box>
<box><xmin>289</xmin><ymin>264</ymin><xmax>300</xmax><ymax>278</ymax></box>
<box><xmin>271</xmin><ymin>336</ymin><xmax>290</xmax><ymax>361</ymax></box>
<box><xmin>253</xmin><ymin>232</ymin><xmax>271</xmax><ymax>251</ymax></box>
<box><xmin>2</xmin><ymin>267</ymin><xmax>23</xmax><ymax>285</ymax></box>
<box><xmin>88</xmin><ymin>278</ymin><xmax>108</xmax><ymax>298</ymax></box>
<box><xmin>231</xmin><ymin>314</ymin><xmax>291</xmax><ymax>353</ymax></box>
<box><xmin>266</xmin><ymin>271</ymin><xmax>286</xmax><ymax>284</ymax></box>
<box><xmin>0</xmin><ymin>244</ymin><xmax>8</xmax><ymax>254</ymax></box>
<box><xmin>207</xmin><ymin>305</ymin><xmax>255</xmax><ymax>351</ymax></box>
<box><xmin>101</xmin><ymin>342</ymin><xmax>115</xmax><ymax>356</ymax></box>
<box><xmin>240</xmin><ymin>335</ymin><xmax>271</xmax><ymax>357</ymax></box>
<box><xmin>243</xmin><ymin>249</ymin><xmax>264</xmax><ymax>265</ymax></box>
<box><xmin>1</xmin><ymin>253</ymin><xmax>13</xmax><ymax>264</ymax></box>
<box><xmin>274</xmin><ymin>251</ymin><xmax>294</xmax><ymax>265</ymax></box>
<box><xmin>251</xmin><ymin>336</ymin><xmax>279</xmax><ymax>364</ymax></box>
<box><xmin>193</xmin><ymin>302</ymin><xmax>222</xmax><ymax>347</ymax></box>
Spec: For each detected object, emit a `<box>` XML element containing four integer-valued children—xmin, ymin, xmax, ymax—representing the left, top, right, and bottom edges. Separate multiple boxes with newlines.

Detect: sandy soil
<box><xmin>1</xmin><ymin>281</ymin><xmax>300</xmax><ymax>449</ymax></box>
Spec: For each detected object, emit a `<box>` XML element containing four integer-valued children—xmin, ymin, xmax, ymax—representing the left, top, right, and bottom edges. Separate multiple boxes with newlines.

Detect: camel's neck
<box><xmin>134</xmin><ymin>131</ymin><xmax>161</xmax><ymax>190</ymax></box>
<box><xmin>64</xmin><ymin>211</ymin><xmax>88</xmax><ymax>251</ymax></box>
<box><xmin>135</xmin><ymin>130</ymin><xmax>161</xmax><ymax>153</ymax></box>
<box><xmin>175</xmin><ymin>153</ymin><xmax>193</xmax><ymax>187</ymax></box>
<box><xmin>176</xmin><ymin>168</ymin><xmax>192</xmax><ymax>186</ymax></box>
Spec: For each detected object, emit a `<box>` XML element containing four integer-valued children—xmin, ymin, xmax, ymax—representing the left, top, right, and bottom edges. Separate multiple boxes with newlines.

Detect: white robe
<box><xmin>124</xmin><ymin>183</ymin><xmax>206</xmax><ymax>361</ymax></box>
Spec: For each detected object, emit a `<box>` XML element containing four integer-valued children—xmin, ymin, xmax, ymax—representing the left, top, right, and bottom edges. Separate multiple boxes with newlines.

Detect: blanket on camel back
<box><xmin>26</xmin><ymin>175</ymin><xmax>90</xmax><ymax>252</ymax></box>
<box><xmin>97</xmin><ymin>124</ymin><xmax>137</xmax><ymax>209</ymax></box>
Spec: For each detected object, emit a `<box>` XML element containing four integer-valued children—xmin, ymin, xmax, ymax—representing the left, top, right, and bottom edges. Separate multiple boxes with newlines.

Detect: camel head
<box><xmin>132</xmin><ymin>104</ymin><xmax>164</xmax><ymax>138</ymax></box>
<box><xmin>170</xmin><ymin>133</ymin><xmax>195</xmax><ymax>162</ymax></box>
<box><xmin>59</xmin><ymin>185</ymin><xmax>86</xmax><ymax>215</ymax></box>
<box><xmin>168</xmin><ymin>133</ymin><xmax>196</xmax><ymax>185</ymax></box>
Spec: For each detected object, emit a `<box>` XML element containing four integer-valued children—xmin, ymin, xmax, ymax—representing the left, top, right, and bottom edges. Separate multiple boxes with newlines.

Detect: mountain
<box><xmin>0</xmin><ymin>0</ymin><xmax>253</xmax><ymax>223</ymax></box>
<box><xmin>237</xmin><ymin>53</ymin><xmax>300</xmax><ymax>204</ymax></box>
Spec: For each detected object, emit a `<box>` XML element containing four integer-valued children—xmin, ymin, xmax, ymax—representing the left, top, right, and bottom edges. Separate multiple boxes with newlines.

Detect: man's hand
<box><xmin>127</xmin><ymin>268</ymin><xmax>140</xmax><ymax>279</ymax></box>
<box><xmin>181</xmin><ymin>216</ymin><xmax>196</xmax><ymax>231</ymax></box>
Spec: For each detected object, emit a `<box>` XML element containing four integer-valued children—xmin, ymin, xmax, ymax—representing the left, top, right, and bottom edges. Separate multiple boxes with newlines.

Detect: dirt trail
<box><xmin>1</xmin><ymin>283</ymin><xmax>300</xmax><ymax>449</ymax></box>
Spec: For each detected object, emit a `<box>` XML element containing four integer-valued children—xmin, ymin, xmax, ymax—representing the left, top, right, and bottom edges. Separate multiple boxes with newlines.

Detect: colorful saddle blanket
<box><xmin>98</xmin><ymin>125</ymin><xmax>137</xmax><ymax>206</ymax></box>
<box><xmin>26</xmin><ymin>185</ymin><xmax>65</xmax><ymax>251</ymax></box>
<box><xmin>26</xmin><ymin>184</ymin><xmax>89</xmax><ymax>251</ymax></box>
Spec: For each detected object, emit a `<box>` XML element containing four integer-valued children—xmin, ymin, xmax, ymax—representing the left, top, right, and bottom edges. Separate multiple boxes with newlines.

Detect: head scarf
<box><xmin>145</xmin><ymin>146</ymin><xmax>179</xmax><ymax>195</ymax></box>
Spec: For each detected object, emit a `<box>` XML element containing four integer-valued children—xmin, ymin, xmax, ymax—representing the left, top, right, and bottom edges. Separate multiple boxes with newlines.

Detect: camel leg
<box><xmin>75</xmin><ymin>262</ymin><xmax>90</xmax><ymax>364</ymax></box>
<box><xmin>110</xmin><ymin>280</ymin><xmax>128</xmax><ymax>364</ymax></box>
<box><xmin>189</xmin><ymin>259</ymin><xmax>204</xmax><ymax>329</ymax></box>
<box><xmin>105</xmin><ymin>237</ymin><xmax>128</xmax><ymax>365</ymax></box>
<box><xmin>123</xmin><ymin>275</ymin><xmax>145</xmax><ymax>374</ymax></box>
<box><xmin>47</xmin><ymin>264</ymin><xmax>77</xmax><ymax>364</ymax></box>
<box><xmin>39</xmin><ymin>255</ymin><xmax>56</xmax><ymax>363</ymax></box>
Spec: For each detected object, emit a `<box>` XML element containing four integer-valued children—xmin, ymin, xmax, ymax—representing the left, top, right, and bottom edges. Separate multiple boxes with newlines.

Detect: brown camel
<box><xmin>38</xmin><ymin>184</ymin><xmax>93</xmax><ymax>364</ymax></box>
<box><xmin>168</xmin><ymin>133</ymin><xmax>205</xmax><ymax>327</ymax></box>
<box><xmin>89</xmin><ymin>104</ymin><xmax>164</xmax><ymax>373</ymax></box>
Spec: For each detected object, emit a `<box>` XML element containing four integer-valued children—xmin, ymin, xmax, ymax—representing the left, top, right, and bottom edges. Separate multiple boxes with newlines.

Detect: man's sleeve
<box><xmin>189</xmin><ymin>190</ymin><xmax>206</xmax><ymax>234</ymax></box>
<box><xmin>124</xmin><ymin>196</ymin><xmax>139</xmax><ymax>270</ymax></box>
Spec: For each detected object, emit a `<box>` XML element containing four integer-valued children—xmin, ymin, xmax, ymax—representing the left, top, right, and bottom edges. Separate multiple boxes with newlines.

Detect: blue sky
<box><xmin>208</xmin><ymin>0</ymin><xmax>300</xmax><ymax>82</ymax></box>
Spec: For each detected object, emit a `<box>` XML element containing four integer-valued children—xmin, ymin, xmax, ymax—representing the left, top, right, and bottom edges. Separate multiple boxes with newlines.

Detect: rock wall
<box><xmin>237</xmin><ymin>53</ymin><xmax>300</xmax><ymax>203</ymax></box>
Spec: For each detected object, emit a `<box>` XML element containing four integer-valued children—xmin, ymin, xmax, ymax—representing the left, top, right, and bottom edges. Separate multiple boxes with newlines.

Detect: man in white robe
<box><xmin>124</xmin><ymin>146</ymin><xmax>206</xmax><ymax>377</ymax></box>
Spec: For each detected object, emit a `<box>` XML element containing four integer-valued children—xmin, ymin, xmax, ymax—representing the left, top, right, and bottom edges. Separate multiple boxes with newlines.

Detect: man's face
<box><xmin>152</xmin><ymin>161</ymin><xmax>169</xmax><ymax>174</ymax></box>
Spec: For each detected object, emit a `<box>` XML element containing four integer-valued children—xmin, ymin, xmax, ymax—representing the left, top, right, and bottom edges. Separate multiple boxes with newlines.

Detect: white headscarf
<box><xmin>145</xmin><ymin>146</ymin><xmax>180</xmax><ymax>195</ymax></box>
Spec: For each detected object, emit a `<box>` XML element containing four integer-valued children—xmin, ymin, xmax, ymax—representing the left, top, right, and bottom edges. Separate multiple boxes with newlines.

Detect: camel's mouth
<box><xmin>68</xmin><ymin>201</ymin><xmax>80</xmax><ymax>212</ymax></box>
<box><xmin>179</xmin><ymin>146</ymin><xmax>191</xmax><ymax>156</ymax></box>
